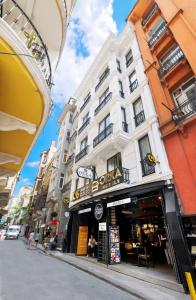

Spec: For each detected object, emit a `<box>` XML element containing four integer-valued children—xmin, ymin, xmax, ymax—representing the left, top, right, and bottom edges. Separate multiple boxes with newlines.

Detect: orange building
<box><xmin>128</xmin><ymin>0</ymin><xmax>196</xmax><ymax>292</ymax></box>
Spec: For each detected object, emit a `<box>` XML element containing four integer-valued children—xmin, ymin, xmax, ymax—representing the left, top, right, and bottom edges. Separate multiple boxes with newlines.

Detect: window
<box><xmin>133</xmin><ymin>97</ymin><xmax>145</xmax><ymax>127</ymax></box>
<box><xmin>80</xmin><ymin>93</ymin><xmax>91</xmax><ymax>112</ymax></box>
<box><xmin>99</xmin><ymin>88</ymin><xmax>110</xmax><ymax>104</ymax></box>
<box><xmin>138</xmin><ymin>135</ymin><xmax>155</xmax><ymax>176</ymax></box>
<box><xmin>116</xmin><ymin>59</ymin><xmax>121</xmax><ymax>73</ymax></box>
<box><xmin>75</xmin><ymin>178</ymin><xmax>79</xmax><ymax>190</ymax></box>
<box><xmin>160</xmin><ymin>45</ymin><xmax>182</xmax><ymax>65</ymax></box>
<box><xmin>62</xmin><ymin>151</ymin><xmax>67</xmax><ymax>163</ymax></box>
<box><xmin>69</xmin><ymin>113</ymin><xmax>73</xmax><ymax>123</ymax></box>
<box><xmin>119</xmin><ymin>80</ymin><xmax>124</xmax><ymax>98</ymax></box>
<box><xmin>125</xmin><ymin>49</ymin><xmax>133</xmax><ymax>68</ymax></box>
<box><xmin>99</xmin><ymin>114</ymin><xmax>111</xmax><ymax>133</ymax></box>
<box><xmin>59</xmin><ymin>173</ymin><xmax>64</xmax><ymax>189</ymax></box>
<box><xmin>80</xmin><ymin>137</ymin><xmax>88</xmax><ymax>151</ymax></box>
<box><xmin>83</xmin><ymin>112</ymin><xmax>89</xmax><ymax>123</ymax></box>
<box><xmin>121</xmin><ymin>107</ymin><xmax>128</xmax><ymax>132</ymax></box>
<box><xmin>66</xmin><ymin>130</ymin><xmax>70</xmax><ymax>142</ymax></box>
<box><xmin>107</xmin><ymin>153</ymin><xmax>122</xmax><ymax>172</ymax></box>
<box><xmin>129</xmin><ymin>70</ymin><xmax>138</xmax><ymax>93</ymax></box>
<box><xmin>148</xmin><ymin>17</ymin><xmax>165</xmax><ymax>38</ymax></box>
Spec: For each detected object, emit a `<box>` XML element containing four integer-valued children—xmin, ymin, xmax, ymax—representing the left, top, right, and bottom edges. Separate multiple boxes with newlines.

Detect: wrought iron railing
<box><xmin>172</xmin><ymin>96</ymin><xmax>196</xmax><ymax>124</ymax></box>
<box><xmin>93</xmin><ymin>123</ymin><xmax>113</xmax><ymax>148</ymax></box>
<box><xmin>70</xmin><ymin>131</ymin><xmax>77</xmax><ymax>142</ymax></box>
<box><xmin>75</xmin><ymin>145</ymin><xmax>88</xmax><ymax>162</ymax></box>
<box><xmin>126</xmin><ymin>56</ymin><xmax>133</xmax><ymax>68</ymax></box>
<box><xmin>80</xmin><ymin>93</ymin><xmax>91</xmax><ymax>112</ymax></box>
<box><xmin>122</xmin><ymin>168</ymin><xmax>130</xmax><ymax>184</ymax></box>
<box><xmin>140</xmin><ymin>160</ymin><xmax>155</xmax><ymax>177</ymax></box>
<box><xmin>95</xmin><ymin>67</ymin><xmax>110</xmax><ymax>92</ymax></box>
<box><xmin>134</xmin><ymin>110</ymin><xmax>145</xmax><ymax>127</ymax></box>
<box><xmin>78</xmin><ymin>117</ymin><xmax>90</xmax><ymax>135</ymax></box>
<box><xmin>94</xmin><ymin>92</ymin><xmax>112</xmax><ymax>116</ymax></box>
<box><xmin>141</xmin><ymin>3</ymin><xmax>158</xmax><ymax>27</ymax></box>
<box><xmin>148</xmin><ymin>22</ymin><xmax>167</xmax><ymax>48</ymax></box>
<box><xmin>158</xmin><ymin>47</ymin><xmax>184</xmax><ymax>78</ymax></box>
<box><xmin>130</xmin><ymin>79</ymin><xmax>138</xmax><ymax>93</ymax></box>
<box><xmin>122</xmin><ymin>122</ymin><xmax>128</xmax><ymax>132</ymax></box>
<box><xmin>0</xmin><ymin>0</ymin><xmax>52</xmax><ymax>87</ymax></box>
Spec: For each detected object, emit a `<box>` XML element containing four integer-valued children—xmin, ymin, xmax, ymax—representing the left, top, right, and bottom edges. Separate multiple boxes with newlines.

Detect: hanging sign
<box><xmin>94</xmin><ymin>203</ymin><xmax>104</xmax><ymax>220</ymax></box>
<box><xmin>107</xmin><ymin>198</ymin><xmax>131</xmax><ymax>208</ymax></box>
<box><xmin>78</xmin><ymin>207</ymin><xmax>91</xmax><ymax>214</ymax></box>
<box><xmin>145</xmin><ymin>153</ymin><xmax>157</xmax><ymax>167</ymax></box>
<box><xmin>76</xmin><ymin>167</ymin><xmax>94</xmax><ymax>180</ymax></box>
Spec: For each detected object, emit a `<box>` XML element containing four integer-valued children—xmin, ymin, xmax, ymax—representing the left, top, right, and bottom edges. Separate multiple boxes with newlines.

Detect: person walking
<box><xmin>28</xmin><ymin>231</ymin><xmax>35</xmax><ymax>249</ymax></box>
<box><xmin>87</xmin><ymin>234</ymin><xmax>97</xmax><ymax>257</ymax></box>
<box><xmin>34</xmin><ymin>230</ymin><xmax>40</xmax><ymax>248</ymax></box>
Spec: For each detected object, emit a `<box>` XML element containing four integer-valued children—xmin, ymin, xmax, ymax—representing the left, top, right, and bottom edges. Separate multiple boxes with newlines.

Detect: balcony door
<box><xmin>99</xmin><ymin>114</ymin><xmax>111</xmax><ymax>133</ymax></box>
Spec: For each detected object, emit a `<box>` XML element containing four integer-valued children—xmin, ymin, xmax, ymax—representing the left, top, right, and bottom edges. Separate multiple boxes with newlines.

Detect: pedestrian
<box><xmin>48</xmin><ymin>234</ymin><xmax>58</xmax><ymax>251</ymax></box>
<box><xmin>34</xmin><ymin>230</ymin><xmax>40</xmax><ymax>248</ymax></box>
<box><xmin>28</xmin><ymin>231</ymin><xmax>35</xmax><ymax>249</ymax></box>
<box><xmin>87</xmin><ymin>234</ymin><xmax>97</xmax><ymax>257</ymax></box>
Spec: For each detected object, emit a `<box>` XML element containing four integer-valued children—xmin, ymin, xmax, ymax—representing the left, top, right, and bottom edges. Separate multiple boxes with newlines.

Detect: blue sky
<box><xmin>14</xmin><ymin>0</ymin><xmax>137</xmax><ymax>196</ymax></box>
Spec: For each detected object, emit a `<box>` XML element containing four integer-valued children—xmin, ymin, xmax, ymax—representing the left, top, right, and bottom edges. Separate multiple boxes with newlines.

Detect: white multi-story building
<box><xmin>0</xmin><ymin>0</ymin><xmax>75</xmax><ymax>215</ymax></box>
<box><xmin>66</xmin><ymin>24</ymin><xmax>176</xmax><ymax>274</ymax></box>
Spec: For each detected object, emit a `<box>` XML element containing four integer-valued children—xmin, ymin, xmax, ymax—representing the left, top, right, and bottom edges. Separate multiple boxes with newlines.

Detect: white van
<box><xmin>5</xmin><ymin>225</ymin><xmax>21</xmax><ymax>239</ymax></box>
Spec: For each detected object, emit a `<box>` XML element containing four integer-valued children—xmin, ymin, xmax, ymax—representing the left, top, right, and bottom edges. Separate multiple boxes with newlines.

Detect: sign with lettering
<box><xmin>107</xmin><ymin>198</ymin><xmax>131</xmax><ymax>208</ymax></box>
<box><xmin>99</xmin><ymin>222</ymin><xmax>107</xmax><ymax>231</ymax></box>
<box><xmin>73</xmin><ymin>168</ymin><xmax>123</xmax><ymax>201</ymax></box>
<box><xmin>145</xmin><ymin>153</ymin><xmax>157</xmax><ymax>167</ymax></box>
<box><xmin>77</xmin><ymin>167</ymin><xmax>94</xmax><ymax>180</ymax></box>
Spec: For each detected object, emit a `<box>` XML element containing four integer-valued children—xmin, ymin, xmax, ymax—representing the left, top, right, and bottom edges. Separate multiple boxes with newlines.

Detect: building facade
<box><xmin>0</xmin><ymin>0</ymin><xmax>75</xmax><ymax>214</ymax></box>
<box><xmin>128</xmin><ymin>0</ymin><xmax>196</xmax><ymax>290</ymax></box>
<box><xmin>62</xmin><ymin>24</ymin><xmax>190</xmax><ymax>288</ymax></box>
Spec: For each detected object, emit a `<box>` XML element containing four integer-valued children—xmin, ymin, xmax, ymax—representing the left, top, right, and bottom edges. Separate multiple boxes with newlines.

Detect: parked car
<box><xmin>5</xmin><ymin>225</ymin><xmax>21</xmax><ymax>240</ymax></box>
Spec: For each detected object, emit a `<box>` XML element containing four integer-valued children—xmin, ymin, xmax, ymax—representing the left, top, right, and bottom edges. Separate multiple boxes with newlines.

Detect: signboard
<box><xmin>77</xmin><ymin>226</ymin><xmax>88</xmax><ymax>255</ymax></box>
<box><xmin>77</xmin><ymin>167</ymin><xmax>94</xmax><ymax>180</ymax></box>
<box><xmin>78</xmin><ymin>208</ymin><xmax>91</xmax><ymax>214</ymax></box>
<box><xmin>107</xmin><ymin>198</ymin><xmax>131</xmax><ymax>208</ymax></box>
<box><xmin>109</xmin><ymin>226</ymin><xmax>121</xmax><ymax>264</ymax></box>
<box><xmin>145</xmin><ymin>153</ymin><xmax>157</xmax><ymax>167</ymax></box>
<box><xmin>99</xmin><ymin>222</ymin><xmax>106</xmax><ymax>231</ymax></box>
<box><xmin>94</xmin><ymin>203</ymin><xmax>104</xmax><ymax>220</ymax></box>
<box><xmin>73</xmin><ymin>168</ymin><xmax>123</xmax><ymax>201</ymax></box>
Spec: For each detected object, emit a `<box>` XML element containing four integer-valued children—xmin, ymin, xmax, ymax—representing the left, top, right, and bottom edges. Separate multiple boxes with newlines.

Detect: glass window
<box><xmin>69</xmin><ymin>113</ymin><xmax>73</xmax><ymax>123</ymax></box>
<box><xmin>148</xmin><ymin>17</ymin><xmax>164</xmax><ymax>37</ymax></box>
<box><xmin>129</xmin><ymin>71</ymin><xmax>137</xmax><ymax>84</ymax></box>
<box><xmin>83</xmin><ymin>112</ymin><xmax>89</xmax><ymax>123</ymax></box>
<box><xmin>121</xmin><ymin>107</ymin><xmax>127</xmax><ymax>123</ymax></box>
<box><xmin>75</xmin><ymin>178</ymin><xmax>79</xmax><ymax>190</ymax></box>
<box><xmin>126</xmin><ymin>49</ymin><xmax>133</xmax><ymax>67</ymax></box>
<box><xmin>59</xmin><ymin>173</ymin><xmax>64</xmax><ymax>189</ymax></box>
<box><xmin>160</xmin><ymin>45</ymin><xmax>181</xmax><ymax>65</ymax></box>
<box><xmin>138</xmin><ymin>135</ymin><xmax>155</xmax><ymax>176</ymax></box>
<box><xmin>107</xmin><ymin>153</ymin><xmax>122</xmax><ymax>172</ymax></box>
<box><xmin>62</xmin><ymin>151</ymin><xmax>67</xmax><ymax>163</ymax></box>
<box><xmin>116</xmin><ymin>59</ymin><xmax>121</xmax><ymax>73</ymax></box>
<box><xmin>80</xmin><ymin>137</ymin><xmax>87</xmax><ymax>150</ymax></box>
<box><xmin>133</xmin><ymin>98</ymin><xmax>145</xmax><ymax>127</ymax></box>
<box><xmin>99</xmin><ymin>114</ymin><xmax>111</xmax><ymax>133</ymax></box>
<box><xmin>99</xmin><ymin>88</ymin><xmax>109</xmax><ymax>104</ymax></box>
<box><xmin>119</xmin><ymin>80</ymin><xmax>124</xmax><ymax>98</ymax></box>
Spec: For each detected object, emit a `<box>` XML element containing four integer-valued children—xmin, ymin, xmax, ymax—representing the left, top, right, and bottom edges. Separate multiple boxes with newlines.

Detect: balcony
<box><xmin>148</xmin><ymin>22</ymin><xmax>167</xmax><ymax>48</ymax></box>
<box><xmin>158</xmin><ymin>48</ymin><xmax>184</xmax><ymax>78</ymax></box>
<box><xmin>95</xmin><ymin>67</ymin><xmax>110</xmax><ymax>92</ymax></box>
<box><xmin>122</xmin><ymin>168</ymin><xmax>130</xmax><ymax>184</ymax></box>
<box><xmin>141</xmin><ymin>160</ymin><xmax>155</xmax><ymax>177</ymax></box>
<box><xmin>172</xmin><ymin>96</ymin><xmax>196</xmax><ymax>125</ymax></box>
<box><xmin>130</xmin><ymin>79</ymin><xmax>138</xmax><ymax>93</ymax></box>
<box><xmin>141</xmin><ymin>3</ymin><xmax>158</xmax><ymax>27</ymax></box>
<box><xmin>134</xmin><ymin>110</ymin><xmax>145</xmax><ymax>127</ymax></box>
<box><xmin>94</xmin><ymin>92</ymin><xmax>112</xmax><ymax>116</ymax></box>
<box><xmin>93</xmin><ymin>124</ymin><xmax>113</xmax><ymax>148</ymax></box>
<box><xmin>0</xmin><ymin>0</ymin><xmax>52</xmax><ymax>87</ymax></box>
<box><xmin>75</xmin><ymin>146</ymin><xmax>88</xmax><ymax>162</ymax></box>
<box><xmin>78</xmin><ymin>117</ymin><xmax>90</xmax><ymax>135</ymax></box>
<box><xmin>80</xmin><ymin>94</ymin><xmax>91</xmax><ymax>113</ymax></box>
<box><xmin>122</xmin><ymin>122</ymin><xmax>128</xmax><ymax>133</ymax></box>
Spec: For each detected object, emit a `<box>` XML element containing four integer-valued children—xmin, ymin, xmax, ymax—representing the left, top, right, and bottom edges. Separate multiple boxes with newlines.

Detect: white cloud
<box><xmin>51</xmin><ymin>0</ymin><xmax>117</xmax><ymax>105</ymax></box>
<box><xmin>26</xmin><ymin>161</ymin><xmax>39</xmax><ymax>168</ymax></box>
<box><xmin>20</xmin><ymin>178</ymin><xmax>32</xmax><ymax>185</ymax></box>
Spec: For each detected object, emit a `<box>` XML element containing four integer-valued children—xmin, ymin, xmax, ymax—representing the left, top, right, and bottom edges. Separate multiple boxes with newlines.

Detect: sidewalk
<box><xmin>21</xmin><ymin>239</ymin><xmax>189</xmax><ymax>300</ymax></box>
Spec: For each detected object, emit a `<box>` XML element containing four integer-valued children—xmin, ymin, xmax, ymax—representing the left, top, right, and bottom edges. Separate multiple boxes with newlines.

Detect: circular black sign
<box><xmin>94</xmin><ymin>203</ymin><xmax>104</xmax><ymax>220</ymax></box>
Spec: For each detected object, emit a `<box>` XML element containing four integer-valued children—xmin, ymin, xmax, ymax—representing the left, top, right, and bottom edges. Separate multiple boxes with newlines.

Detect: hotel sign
<box><xmin>73</xmin><ymin>168</ymin><xmax>123</xmax><ymax>201</ymax></box>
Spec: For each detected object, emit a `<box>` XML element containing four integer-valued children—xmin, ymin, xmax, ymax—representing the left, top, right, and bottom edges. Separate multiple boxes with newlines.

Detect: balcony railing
<box><xmin>70</xmin><ymin>131</ymin><xmax>77</xmax><ymax>142</ymax></box>
<box><xmin>0</xmin><ymin>0</ymin><xmax>52</xmax><ymax>87</ymax></box>
<box><xmin>80</xmin><ymin>94</ymin><xmax>91</xmax><ymax>112</ymax></box>
<box><xmin>130</xmin><ymin>79</ymin><xmax>138</xmax><ymax>93</ymax></box>
<box><xmin>134</xmin><ymin>110</ymin><xmax>145</xmax><ymax>127</ymax></box>
<box><xmin>94</xmin><ymin>92</ymin><xmax>112</xmax><ymax>116</ymax></box>
<box><xmin>75</xmin><ymin>145</ymin><xmax>88</xmax><ymax>162</ymax></box>
<box><xmin>93</xmin><ymin>123</ymin><xmax>113</xmax><ymax>148</ymax></box>
<box><xmin>141</xmin><ymin>160</ymin><xmax>155</xmax><ymax>177</ymax></box>
<box><xmin>122</xmin><ymin>168</ymin><xmax>130</xmax><ymax>184</ymax></box>
<box><xmin>78</xmin><ymin>117</ymin><xmax>90</xmax><ymax>135</ymax></box>
<box><xmin>158</xmin><ymin>48</ymin><xmax>184</xmax><ymax>78</ymax></box>
<box><xmin>95</xmin><ymin>67</ymin><xmax>110</xmax><ymax>92</ymax></box>
<box><xmin>141</xmin><ymin>3</ymin><xmax>158</xmax><ymax>27</ymax></box>
<box><xmin>148</xmin><ymin>22</ymin><xmax>167</xmax><ymax>48</ymax></box>
<box><xmin>172</xmin><ymin>96</ymin><xmax>196</xmax><ymax>124</ymax></box>
<box><xmin>122</xmin><ymin>122</ymin><xmax>128</xmax><ymax>132</ymax></box>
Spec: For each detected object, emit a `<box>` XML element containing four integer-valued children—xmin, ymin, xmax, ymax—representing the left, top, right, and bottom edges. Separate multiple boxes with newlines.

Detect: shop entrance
<box><xmin>116</xmin><ymin>195</ymin><xmax>173</xmax><ymax>270</ymax></box>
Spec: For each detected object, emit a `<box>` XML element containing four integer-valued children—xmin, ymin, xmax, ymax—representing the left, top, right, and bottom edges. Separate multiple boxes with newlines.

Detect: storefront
<box><xmin>68</xmin><ymin>179</ymin><xmax>195</xmax><ymax>292</ymax></box>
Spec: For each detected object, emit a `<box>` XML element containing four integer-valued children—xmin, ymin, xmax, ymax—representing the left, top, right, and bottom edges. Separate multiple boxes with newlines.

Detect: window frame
<box><xmin>125</xmin><ymin>49</ymin><xmax>133</xmax><ymax>68</ymax></box>
<box><xmin>107</xmin><ymin>153</ymin><xmax>122</xmax><ymax>172</ymax></box>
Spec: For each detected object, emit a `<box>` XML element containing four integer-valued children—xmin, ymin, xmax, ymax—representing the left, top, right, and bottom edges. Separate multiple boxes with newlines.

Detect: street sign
<box><xmin>76</xmin><ymin>166</ymin><xmax>94</xmax><ymax>180</ymax></box>
<box><xmin>99</xmin><ymin>222</ymin><xmax>106</xmax><ymax>231</ymax></box>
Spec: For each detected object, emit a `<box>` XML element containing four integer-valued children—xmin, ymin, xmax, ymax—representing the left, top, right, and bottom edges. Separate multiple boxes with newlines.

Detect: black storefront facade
<box><xmin>67</xmin><ymin>173</ymin><xmax>195</xmax><ymax>293</ymax></box>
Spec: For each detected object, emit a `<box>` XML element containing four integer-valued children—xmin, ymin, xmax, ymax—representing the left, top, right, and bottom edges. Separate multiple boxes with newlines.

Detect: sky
<box><xmin>13</xmin><ymin>0</ymin><xmax>137</xmax><ymax>196</ymax></box>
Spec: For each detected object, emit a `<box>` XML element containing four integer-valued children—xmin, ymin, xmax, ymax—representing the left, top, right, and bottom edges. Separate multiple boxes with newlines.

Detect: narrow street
<box><xmin>0</xmin><ymin>240</ymin><xmax>138</xmax><ymax>300</ymax></box>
